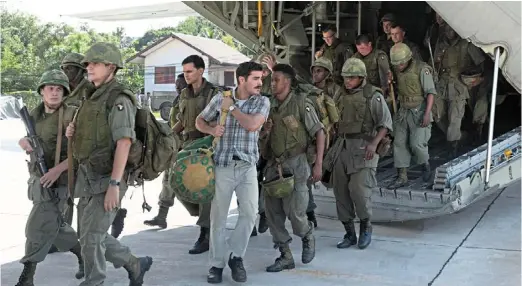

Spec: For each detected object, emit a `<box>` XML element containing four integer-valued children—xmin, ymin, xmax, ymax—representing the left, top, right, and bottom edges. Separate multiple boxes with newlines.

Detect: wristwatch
<box><xmin>228</xmin><ymin>105</ymin><xmax>236</xmax><ymax>112</ymax></box>
<box><xmin>109</xmin><ymin>179</ymin><xmax>120</xmax><ymax>187</ymax></box>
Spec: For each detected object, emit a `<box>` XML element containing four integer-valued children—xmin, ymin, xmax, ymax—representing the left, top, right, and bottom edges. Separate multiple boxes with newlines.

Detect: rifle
<box><xmin>20</xmin><ymin>106</ymin><xmax>49</xmax><ymax>177</ymax></box>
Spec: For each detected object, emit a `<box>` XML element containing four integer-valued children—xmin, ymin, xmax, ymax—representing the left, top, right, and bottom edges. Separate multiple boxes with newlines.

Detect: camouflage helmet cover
<box><xmin>341</xmin><ymin>58</ymin><xmax>367</xmax><ymax>77</ymax></box>
<box><xmin>60</xmin><ymin>52</ymin><xmax>85</xmax><ymax>70</ymax></box>
<box><xmin>390</xmin><ymin>43</ymin><xmax>412</xmax><ymax>66</ymax></box>
<box><xmin>37</xmin><ymin>69</ymin><xmax>71</xmax><ymax>95</ymax></box>
<box><xmin>310</xmin><ymin>57</ymin><xmax>333</xmax><ymax>74</ymax></box>
<box><xmin>81</xmin><ymin>42</ymin><xmax>124</xmax><ymax>68</ymax></box>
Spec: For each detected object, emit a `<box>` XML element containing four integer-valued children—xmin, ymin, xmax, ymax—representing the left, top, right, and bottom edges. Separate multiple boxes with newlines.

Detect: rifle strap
<box><xmin>67</xmin><ymin>100</ymin><xmax>84</xmax><ymax>202</ymax></box>
<box><xmin>54</xmin><ymin>107</ymin><xmax>64</xmax><ymax>167</ymax></box>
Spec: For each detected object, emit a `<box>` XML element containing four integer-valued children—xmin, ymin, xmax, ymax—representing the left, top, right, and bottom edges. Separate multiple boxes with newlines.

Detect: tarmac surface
<box><xmin>0</xmin><ymin>118</ymin><xmax>520</xmax><ymax>286</ymax></box>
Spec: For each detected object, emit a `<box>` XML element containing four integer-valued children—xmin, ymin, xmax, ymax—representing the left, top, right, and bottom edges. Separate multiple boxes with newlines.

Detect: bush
<box><xmin>9</xmin><ymin>90</ymin><xmax>41</xmax><ymax>110</ymax></box>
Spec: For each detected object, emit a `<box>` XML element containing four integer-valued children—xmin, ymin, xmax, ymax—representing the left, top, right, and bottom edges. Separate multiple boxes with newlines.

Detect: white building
<box><xmin>127</xmin><ymin>33</ymin><xmax>251</xmax><ymax>97</ymax></box>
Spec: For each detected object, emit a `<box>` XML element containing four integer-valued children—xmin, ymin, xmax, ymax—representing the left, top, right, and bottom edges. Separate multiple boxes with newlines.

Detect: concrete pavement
<box><xmin>1</xmin><ymin>118</ymin><xmax>520</xmax><ymax>286</ymax></box>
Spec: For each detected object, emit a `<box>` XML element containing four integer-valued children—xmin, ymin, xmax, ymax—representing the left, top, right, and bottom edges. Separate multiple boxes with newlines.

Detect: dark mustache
<box><xmin>255</xmin><ymin>86</ymin><xmax>262</xmax><ymax>89</ymax></box>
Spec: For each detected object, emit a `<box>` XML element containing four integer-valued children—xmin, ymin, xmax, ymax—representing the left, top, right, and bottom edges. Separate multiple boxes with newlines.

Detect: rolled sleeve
<box><xmin>199</xmin><ymin>92</ymin><xmax>222</xmax><ymax>122</ymax></box>
<box><xmin>304</xmin><ymin>99</ymin><xmax>324</xmax><ymax>138</ymax></box>
<box><xmin>254</xmin><ymin>95</ymin><xmax>271</xmax><ymax>119</ymax></box>
<box><xmin>108</xmin><ymin>95</ymin><xmax>136</xmax><ymax>143</ymax></box>
<box><xmin>370</xmin><ymin>92</ymin><xmax>393</xmax><ymax>133</ymax></box>
<box><xmin>420</xmin><ymin>67</ymin><xmax>437</xmax><ymax>97</ymax></box>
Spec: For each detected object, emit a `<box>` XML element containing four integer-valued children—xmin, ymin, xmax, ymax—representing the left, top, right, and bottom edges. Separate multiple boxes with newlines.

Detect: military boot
<box><xmin>69</xmin><ymin>242</ymin><xmax>85</xmax><ymax>279</ymax></box>
<box><xmin>15</xmin><ymin>262</ymin><xmax>36</xmax><ymax>286</ymax></box>
<box><xmin>123</xmin><ymin>255</ymin><xmax>153</xmax><ymax>286</ymax></box>
<box><xmin>389</xmin><ymin>168</ymin><xmax>408</xmax><ymax>189</ymax></box>
<box><xmin>473</xmin><ymin>123</ymin><xmax>484</xmax><ymax>144</ymax></box>
<box><xmin>422</xmin><ymin>163</ymin><xmax>432</xmax><ymax>182</ymax></box>
<box><xmin>450</xmin><ymin>141</ymin><xmax>459</xmax><ymax>158</ymax></box>
<box><xmin>188</xmin><ymin>227</ymin><xmax>209</xmax><ymax>254</ymax></box>
<box><xmin>266</xmin><ymin>245</ymin><xmax>295</xmax><ymax>272</ymax></box>
<box><xmin>337</xmin><ymin>221</ymin><xmax>357</xmax><ymax>249</ymax></box>
<box><xmin>111</xmin><ymin>208</ymin><xmax>127</xmax><ymax>238</ymax></box>
<box><xmin>301</xmin><ymin>234</ymin><xmax>315</xmax><ymax>264</ymax></box>
<box><xmin>358</xmin><ymin>219</ymin><xmax>372</xmax><ymax>249</ymax></box>
<box><xmin>307</xmin><ymin>211</ymin><xmax>318</xmax><ymax>228</ymax></box>
<box><xmin>258</xmin><ymin>212</ymin><xmax>268</xmax><ymax>233</ymax></box>
<box><xmin>143</xmin><ymin>206</ymin><xmax>169</xmax><ymax>229</ymax></box>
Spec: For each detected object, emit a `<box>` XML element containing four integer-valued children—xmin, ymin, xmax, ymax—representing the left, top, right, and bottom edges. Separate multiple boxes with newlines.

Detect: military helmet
<box><xmin>60</xmin><ymin>52</ymin><xmax>85</xmax><ymax>70</ymax></box>
<box><xmin>460</xmin><ymin>66</ymin><xmax>483</xmax><ymax>87</ymax></box>
<box><xmin>37</xmin><ymin>69</ymin><xmax>71</xmax><ymax>95</ymax></box>
<box><xmin>341</xmin><ymin>58</ymin><xmax>367</xmax><ymax>77</ymax></box>
<box><xmin>310</xmin><ymin>57</ymin><xmax>333</xmax><ymax>74</ymax></box>
<box><xmin>390</xmin><ymin>43</ymin><xmax>413</xmax><ymax>66</ymax></box>
<box><xmin>262</xmin><ymin>171</ymin><xmax>295</xmax><ymax>198</ymax></box>
<box><xmin>81</xmin><ymin>42</ymin><xmax>124</xmax><ymax>68</ymax></box>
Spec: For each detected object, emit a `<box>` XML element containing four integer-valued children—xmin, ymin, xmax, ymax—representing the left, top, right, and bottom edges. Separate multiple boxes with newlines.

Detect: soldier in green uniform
<box><xmin>66</xmin><ymin>42</ymin><xmax>152</xmax><ymax>286</ymax></box>
<box><xmin>353</xmin><ymin>34</ymin><xmax>392</xmax><ymax>96</ymax></box>
<box><xmin>315</xmin><ymin>25</ymin><xmax>354</xmax><ymax>84</ymax></box>
<box><xmin>327</xmin><ymin>58</ymin><xmax>393</xmax><ymax>250</ymax></box>
<box><xmin>375</xmin><ymin>13</ymin><xmax>396</xmax><ymax>58</ymax></box>
<box><xmin>169</xmin><ymin>73</ymin><xmax>188</xmax><ymax>128</ymax></box>
<box><xmin>389</xmin><ymin>43</ymin><xmax>436</xmax><ymax>188</ymax></box>
<box><xmin>306</xmin><ymin>57</ymin><xmax>343</xmax><ymax>227</ymax></box>
<box><xmin>144</xmin><ymin>55</ymin><xmax>219</xmax><ymax>254</ymax></box>
<box><xmin>15</xmin><ymin>70</ymin><xmax>84</xmax><ymax>286</ymax></box>
<box><xmin>460</xmin><ymin>67</ymin><xmax>493</xmax><ymax>143</ymax></box>
<box><xmin>262</xmin><ymin>64</ymin><xmax>325</xmax><ymax>272</ymax></box>
<box><xmin>432</xmin><ymin>25</ymin><xmax>486</xmax><ymax>156</ymax></box>
<box><xmin>59</xmin><ymin>52</ymin><xmax>96</xmax><ymax>241</ymax></box>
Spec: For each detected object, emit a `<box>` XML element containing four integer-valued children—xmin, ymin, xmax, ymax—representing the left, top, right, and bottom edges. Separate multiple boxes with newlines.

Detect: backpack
<box><xmin>107</xmin><ymin>89</ymin><xmax>177</xmax><ymax>185</ymax></box>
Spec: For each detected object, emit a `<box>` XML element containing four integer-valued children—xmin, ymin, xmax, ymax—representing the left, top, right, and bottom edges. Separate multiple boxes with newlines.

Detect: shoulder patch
<box><xmin>425</xmin><ymin>69</ymin><xmax>431</xmax><ymax>75</ymax></box>
<box><xmin>306</xmin><ymin>106</ymin><xmax>311</xmax><ymax>112</ymax></box>
<box><xmin>376</xmin><ymin>97</ymin><xmax>381</xmax><ymax>102</ymax></box>
<box><xmin>116</xmin><ymin>103</ymin><xmax>124</xmax><ymax>111</ymax></box>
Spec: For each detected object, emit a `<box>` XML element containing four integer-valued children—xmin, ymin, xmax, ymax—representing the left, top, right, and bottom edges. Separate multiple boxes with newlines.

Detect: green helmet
<box><xmin>341</xmin><ymin>58</ymin><xmax>367</xmax><ymax>77</ymax></box>
<box><xmin>81</xmin><ymin>42</ymin><xmax>124</xmax><ymax>68</ymax></box>
<box><xmin>37</xmin><ymin>69</ymin><xmax>71</xmax><ymax>95</ymax></box>
<box><xmin>262</xmin><ymin>172</ymin><xmax>295</xmax><ymax>198</ymax></box>
<box><xmin>390</xmin><ymin>43</ymin><xmax>412</xmax><ymax>66</ymax></box>
<box><xmin>310</xmin><ymin>57</ymin><xmax>333</xmax><ymax>74</ymax></box>
<box><xmin>60</xmin><ymin>52</ymin><xmax>85</xmax><ymax>70</ymax></box>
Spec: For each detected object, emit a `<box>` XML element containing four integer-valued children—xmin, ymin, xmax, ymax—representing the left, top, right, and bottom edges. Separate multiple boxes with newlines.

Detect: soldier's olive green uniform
<box><xmin>264</xmin><ymin>91</ymin><xmax>324</xmax><ymax>243</ymax></box>
<box><xmin>16</xmin><ymin>70</ymin><xmax>84</xmax><ymax>286</ymax></box>
<box><xmin>263</xmin><ymin>91</ymin><xmax>322</xmax><ymax>271</ymax></box>
<box><xmin>432</xmin><ymin>37</ymin><xmax>485</xmax><ymax>142</ymax></box>
<box><xmin>22</xmin><ymin>103</ymin><xmax>79</xmax><ymax>263</ymax></box>
<box><xmin>332</xmin><ymin>83</ymin><xmax>392</xmax><ymax>221</ymax></box>
<box><xmin>73</xmin><ymin>77</ymin><xmax>139</xmax><ymax>286</ymax></box>
<box><xmin>319</xmin><ymin>38</ymin><xmax>354</xmax><ymax>84</ymax></box>
<box><xmin>62</xmin><ymin>78</ymin><xmax>95</xmax><ymax>230</ymax></box>
<box><xmin>393</xmin><ymin>60</ymin><xmax>437</xmax><ymax>168</ymax></box>
<box><xmin>353</xmin><ymin>49</ymin><xmax>391</xmax><ymax>93</ymax></box>
<box><xmin>326</xmin><ymin>58</ymin><xmax>393</xmax><ymax>250</ymax></box>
